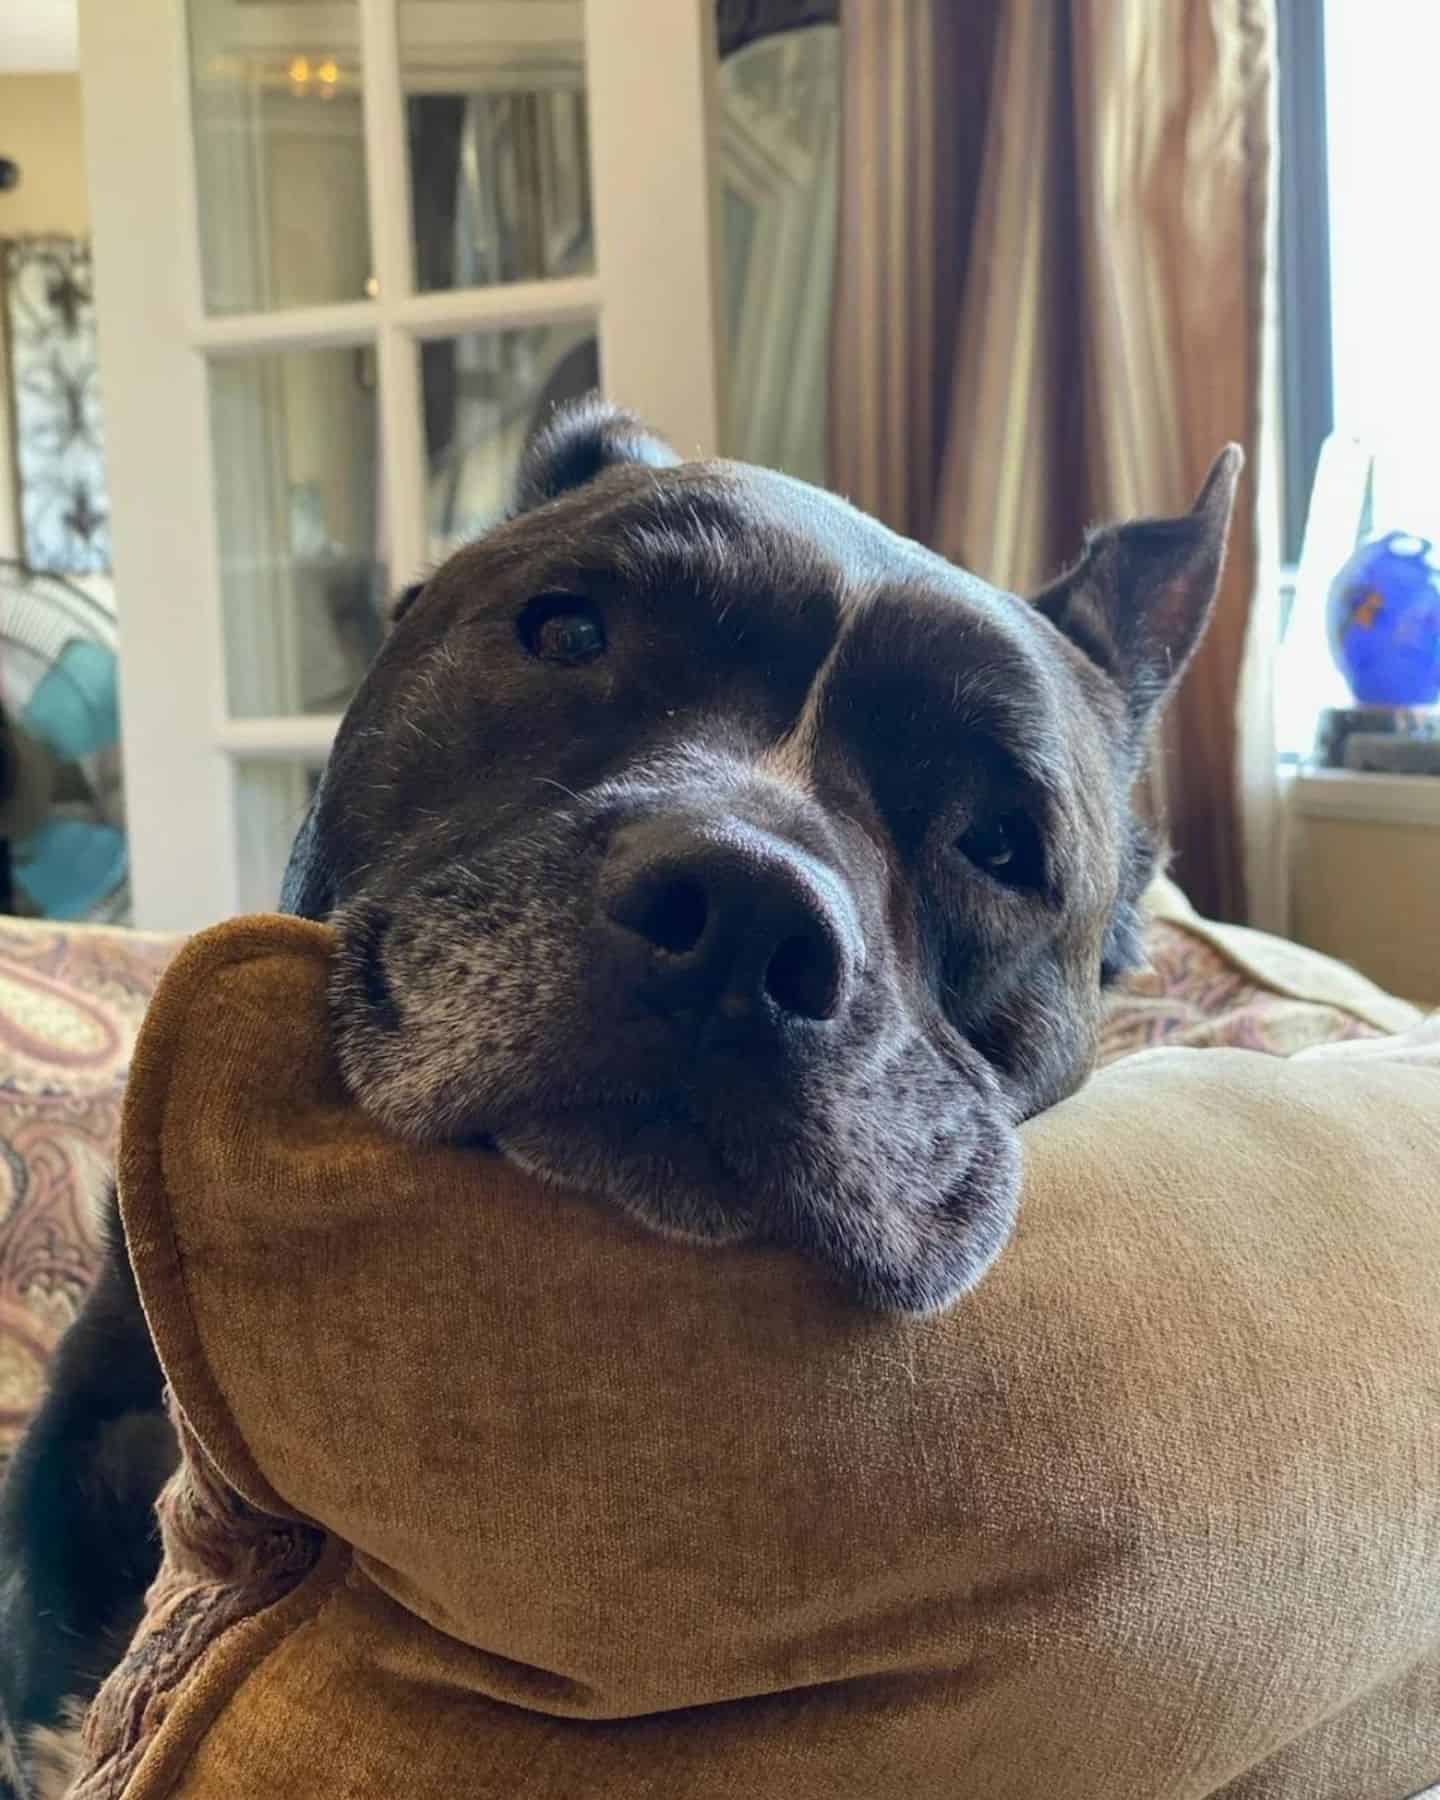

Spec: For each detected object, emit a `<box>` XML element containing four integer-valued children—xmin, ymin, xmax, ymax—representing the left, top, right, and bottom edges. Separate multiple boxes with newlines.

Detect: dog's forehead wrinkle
<box><xmin>760</xmin><ymin>601</ymin><xmax>863</xmax><ymax>791</ymax></box>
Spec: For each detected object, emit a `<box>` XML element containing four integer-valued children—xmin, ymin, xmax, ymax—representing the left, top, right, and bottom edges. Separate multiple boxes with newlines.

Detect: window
<box><xmin>1323</xmin><ymin>0</ymin><xmax>1440</xmax><ymax>482</ymax></box>
<box><xmin>1276</xmin><ymin>0</ymin><xmax>1440</xmax><ymax>757</ymax></box>
<box><xmin>1280</xmin><ymin>0</ymin><xmax>1440</xmax><ymax>560</ymax></box>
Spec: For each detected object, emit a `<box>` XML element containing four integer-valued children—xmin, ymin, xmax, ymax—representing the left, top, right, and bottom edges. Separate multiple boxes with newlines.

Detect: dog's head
<box><xmin>289</xmin><ymin>401</ymin><xmax>1239</xmax><ymax>1314</ymax></box>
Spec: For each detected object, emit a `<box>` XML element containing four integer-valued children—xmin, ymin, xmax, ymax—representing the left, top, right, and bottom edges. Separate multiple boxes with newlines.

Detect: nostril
<box><xmin>603</xmin><ymin>822</ymin><xmax>861</xmax><ymax>1026</ymax></box>
<box><xmin>764</xmin><ymin>926</ymin><xmax>841</xmax><ymax>1021</ymax></box>
<box><xmin>625</xmin><ymin>875</ymin><xmax>709</xmax><ymax>955</ymax></box>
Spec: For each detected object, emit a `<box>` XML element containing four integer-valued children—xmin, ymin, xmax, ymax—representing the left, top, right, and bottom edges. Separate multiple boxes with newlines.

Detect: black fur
<box><xmin>512</xmin><ymin>397</ymin><xmax>679</xmax><ymax>512</ymax></box>
<box><xmin>0</xmin><ymin>1187</ymin><xmax>175</xmax><ymax>1780</ymax></box>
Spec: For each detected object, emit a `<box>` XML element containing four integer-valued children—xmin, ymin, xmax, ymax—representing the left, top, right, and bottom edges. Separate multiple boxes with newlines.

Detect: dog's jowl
<box><xmin>0</xmin><ymin>400</ymin><xmax>1239</xmax><ymax>1793</ymax></box>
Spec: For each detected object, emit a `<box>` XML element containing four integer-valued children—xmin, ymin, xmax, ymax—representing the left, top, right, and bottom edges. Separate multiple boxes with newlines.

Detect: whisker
<box><xmin>535</xmin><ymin>776</ymin><xmax>584</xmax><ymax>804</ymax></box>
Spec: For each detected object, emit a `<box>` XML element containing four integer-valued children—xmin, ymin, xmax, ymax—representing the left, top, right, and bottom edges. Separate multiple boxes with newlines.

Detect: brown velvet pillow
<box><xmin>76</xmin><ymin>916</ymin><xmax>1440</xmax><ymax>1799</ymax></box>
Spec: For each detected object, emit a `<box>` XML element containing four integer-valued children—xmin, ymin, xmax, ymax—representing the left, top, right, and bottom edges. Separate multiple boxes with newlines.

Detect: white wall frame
<box><xmin>79</xmin><ymin>0</ymin><xmax>727</xmax><ymax>932</ymax></box>
<box><xmin>80</xmin><ymin>0</ymin><xmax>237</xmax><ymax>933</ymax></box>
<box><xmin>587</xmin><ymin>0</ymin><xmax>728</xmax><ymax>457</ymax></box>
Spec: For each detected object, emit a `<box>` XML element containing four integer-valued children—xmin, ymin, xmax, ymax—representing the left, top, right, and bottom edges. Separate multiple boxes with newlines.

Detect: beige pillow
<box><xmin>74</xmin><ymin>916</ymin><xmax>1440</xmax><ymax>1799</ymax></box>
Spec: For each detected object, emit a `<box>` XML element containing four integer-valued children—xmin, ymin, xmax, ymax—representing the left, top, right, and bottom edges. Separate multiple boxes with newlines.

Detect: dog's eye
<box><xmin>954</xmin><ymin>811</ymin><xmax>1044</xmax><ymax>890</ymax></box>
<box><xmin>518</xmin><ymin>596</ymin><xmax>606</xmax><ymax>665</ymax></box>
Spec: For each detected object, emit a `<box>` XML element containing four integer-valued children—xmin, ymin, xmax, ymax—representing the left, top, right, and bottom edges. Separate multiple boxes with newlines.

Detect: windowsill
<box><xmin>1290</xmin><ymin>767</ymin><xmax>1440</xmax><ymax>827</ymax></box>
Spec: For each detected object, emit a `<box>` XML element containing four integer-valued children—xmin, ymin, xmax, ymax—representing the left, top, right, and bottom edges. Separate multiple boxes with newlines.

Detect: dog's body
<box><xmin>0</xmin><ymin>403</ymin><xmax>1238</xmax><ymax>1796</ymax></box>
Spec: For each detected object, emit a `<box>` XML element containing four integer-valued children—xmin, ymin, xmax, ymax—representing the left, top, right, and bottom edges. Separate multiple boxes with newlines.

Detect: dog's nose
<box><xmin>600</xmin><ymin>819</ymin><xmax>861</xmax><ymax>1025</ymax></box>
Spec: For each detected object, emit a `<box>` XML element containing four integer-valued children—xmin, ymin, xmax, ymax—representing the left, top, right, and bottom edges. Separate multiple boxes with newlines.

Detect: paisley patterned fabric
<box><xmin>0</xmin><ymin>919</ymin><xmax>180</xmax><ymax>1466</ymax></box>
<box><xmin>0</xmin><ymin>909</ymin><xmax>1392</xmax><ymax>1471</ymax></box>
<box><xmin>1099</xmin><ymin>919</ymin><xmax>1383</xmax><ymax>1066</ymax></box>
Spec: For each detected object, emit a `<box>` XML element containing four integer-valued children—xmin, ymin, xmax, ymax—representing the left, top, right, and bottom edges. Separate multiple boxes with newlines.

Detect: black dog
<box><xmin>0</xmin><ymin>401</ymin><xmax>1238</xmax><ymax>1794</ymax></box>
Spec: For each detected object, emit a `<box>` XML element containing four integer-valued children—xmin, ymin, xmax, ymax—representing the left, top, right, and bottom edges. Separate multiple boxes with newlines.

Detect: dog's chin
<box><xmin>494</xmin><ymin>1107</ymin><xmax>758</xmax><ymax>1246</ymax></box>
<box><xmin>336</xmin><ymin>1024</ymin><xmax>1024</xmax><ymax>1313</ymax></box>
<box><xmin>331</xmin><ymin>934</ymin><xmax>1027</xmax><ymax>1316</ymax></box>
<box><xmin>482</xmin><ymin>1098</ymin><xmax>1023</xmax><ymax>1318</ymax></box>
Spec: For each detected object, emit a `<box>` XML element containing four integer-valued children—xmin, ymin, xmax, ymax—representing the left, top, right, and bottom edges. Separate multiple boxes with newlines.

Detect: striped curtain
<box><xmin>829</xmin><ymin>0</ymin><xmax>1278</xmax><ymax>928</ymax></box>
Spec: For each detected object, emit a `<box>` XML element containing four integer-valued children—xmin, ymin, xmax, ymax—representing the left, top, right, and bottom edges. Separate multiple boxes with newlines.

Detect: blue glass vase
<box><xmin>1326</xmin><ymin>530</ymin><xmax>1440</xmax><ymax>707</ymax></box>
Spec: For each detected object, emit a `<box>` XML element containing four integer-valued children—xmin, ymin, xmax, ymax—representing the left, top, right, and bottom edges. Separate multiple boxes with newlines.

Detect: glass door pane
<box><xmin>234</xmin><ymin>761</ymin><xmax>322</xmax><ymax>912</ymax></box>
<box><xmin>80</xmin><ymin>0</ymin><xmax>727</xmax><ymax>930</ymax></box>
<box><xmin>421</xmin><ymin>321</ymin><xmax>598</xmax><ymax>558</ymax></box>
<box><xmin>401</xmin><ymin>0</ymin><xmax>594</xmax><ymax>292</ymax></box>
<box><xmin>209</xmin><ymin>346</ymin><xmax>384</xmax><ymax>717</ymax></box>
<box><xmin>717</xmin><ymin>21</ymin><xmax>839</xmax><ymax>486</ymax></box>
<box><xmin>188</xmin><ymin>0</ymin><xmax>373</xmax><ymax>315</ymax></box>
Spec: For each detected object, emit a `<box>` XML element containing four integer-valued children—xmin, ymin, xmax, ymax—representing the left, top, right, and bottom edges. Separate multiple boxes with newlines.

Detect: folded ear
<box><xmin>513</xmin><ymin>395</ymin><xmax>681</xmax><ymax>513</ymax></box>
<box><xmin>386</xmin><ymin>399</ymin><xmax>680</xmax><ymax>627</ymax></box>
<box><xmin>1032</xmin><ymin>447</ymin><xmax>1243</xmax><ymax>735</ymax></box>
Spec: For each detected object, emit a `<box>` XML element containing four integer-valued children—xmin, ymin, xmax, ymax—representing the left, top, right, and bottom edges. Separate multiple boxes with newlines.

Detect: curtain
<box><xmin>829</xmin><ymin>0</ymin><xmax>1277</xmax><ymax>927</ymax></box>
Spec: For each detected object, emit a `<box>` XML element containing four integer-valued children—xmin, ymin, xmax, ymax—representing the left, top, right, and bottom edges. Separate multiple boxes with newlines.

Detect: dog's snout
<box><xmin>601</xmin><ymin>818</ymin><xmax>861</xmax><ymax>1026</ymax></box>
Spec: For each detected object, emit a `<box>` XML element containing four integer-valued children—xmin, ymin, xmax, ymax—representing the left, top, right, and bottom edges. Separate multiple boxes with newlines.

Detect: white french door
<box><xmin>77</xmin><ymin>0</ymin><xmax>729</xmax><ymax>931</ymax></box>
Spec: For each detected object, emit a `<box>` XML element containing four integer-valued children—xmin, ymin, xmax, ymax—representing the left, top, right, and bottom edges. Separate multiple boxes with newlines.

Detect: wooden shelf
<box><xmin>1290</xmin><ymin>768</ymin><xmax>1440</xmax><ymax>828</ymax></box>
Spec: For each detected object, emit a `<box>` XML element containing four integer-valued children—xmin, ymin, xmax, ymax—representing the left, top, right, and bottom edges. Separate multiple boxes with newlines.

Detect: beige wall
<box><xmin>0</xmin><ymin>73</ymin><xmax>90</xmax><ymax>235</ymax></box>
<box><xmin>1291</xmin><ymin>816</ymin><xmax>1440</xmax><ymax>1006</ymax></box>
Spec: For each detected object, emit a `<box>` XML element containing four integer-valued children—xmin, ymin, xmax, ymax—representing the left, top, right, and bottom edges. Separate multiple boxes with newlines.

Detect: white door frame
<box><xmin>78</xmin><ymin>0</ymin><xmax>727</xmax><ymax>932</ymax></box>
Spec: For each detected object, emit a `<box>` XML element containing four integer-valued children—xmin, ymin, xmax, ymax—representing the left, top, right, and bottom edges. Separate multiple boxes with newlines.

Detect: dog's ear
<box><xmin>1032</xmin><ymin>446</ymin><xmax>1243</xmax><ymax>735</ymax></box>
<box><xmin>278</xmin><ymin>779</ymin><xmax>342</xmax><ymax>921</ymax></box>
<box><xmin>388</xmin><ymin>401</ymin><xmax>678</xmax><ymax>623</ymax></box>
<box><xmin>513</xmin><ymin>396</ymin><xmax>680</xmax><ymax>513</ymax></box>
<box><xmin>390</xmin><ymin>580</ymin><xmax>427</xmax><ymax>625</ymax></box>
